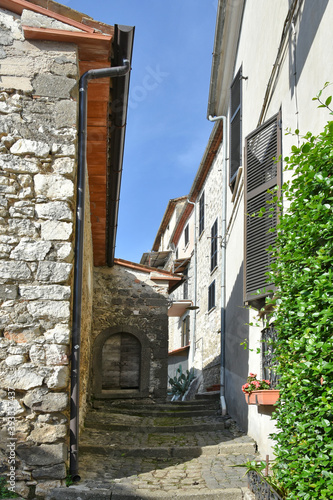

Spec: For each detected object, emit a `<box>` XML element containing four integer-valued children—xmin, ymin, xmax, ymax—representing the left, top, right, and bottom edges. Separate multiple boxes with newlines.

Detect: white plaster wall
<box><xmin>221</xmin><ymin>0</ymin><xmax>333</xmax><ymax>457</ymax></box>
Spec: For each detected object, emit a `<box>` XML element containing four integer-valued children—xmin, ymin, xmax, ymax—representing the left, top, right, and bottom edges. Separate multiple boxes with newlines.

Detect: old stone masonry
<box><xmin>0</xmin><ymin>5</ymin><xmax>79</xmax><ymax>498</ymax></box>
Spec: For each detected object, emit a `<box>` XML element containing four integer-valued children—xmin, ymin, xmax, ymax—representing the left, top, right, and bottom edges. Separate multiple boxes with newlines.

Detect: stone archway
<box><xmin>92</xmin><ymin>325</ymin><xmax>150</xmax><ymax>399</ymax></box>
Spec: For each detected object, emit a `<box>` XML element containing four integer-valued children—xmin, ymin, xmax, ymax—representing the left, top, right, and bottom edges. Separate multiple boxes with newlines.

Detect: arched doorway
<box><xmin>102</xmin><ymin>333</ymin><xmax>141</xmax><ymax>390</ymax></box>
<box><xmin>93</xmin><ymin>326</ymin><xmax>150</xmax><ymax>399</ymax></box>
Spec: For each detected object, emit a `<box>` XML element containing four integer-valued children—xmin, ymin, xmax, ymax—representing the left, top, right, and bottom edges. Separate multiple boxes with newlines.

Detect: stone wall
<box><xmin>92</xmin><ymin>264</ymin><xmax>169</xmax><ymax>401</ymax></box>
<box><xmin>193</xmin><ymin>143</ymin><xmax>223</xmax><ymax>391</ymax></box>
<box><xmin>0</xmin><ymin>7</ymin><xmax>79</xmax><ymax>498</ymax></box>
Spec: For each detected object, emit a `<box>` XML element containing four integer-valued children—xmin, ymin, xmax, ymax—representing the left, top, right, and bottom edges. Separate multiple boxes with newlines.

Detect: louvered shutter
<box><xmin>230</xmin><ymin>67</ymin><xmax>242</xmax><ymax>186</ymax></box>
<box><xmin>244</xmin><ymin>112</ymin><xmax>282</xmax><ymax>304</ymax></box>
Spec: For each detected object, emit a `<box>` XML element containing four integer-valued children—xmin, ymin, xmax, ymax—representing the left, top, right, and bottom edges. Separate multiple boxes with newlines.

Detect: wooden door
<box><xmin>102</xmin><ymin>333</ymin><xmax>141</xmax><ymax>390</ymax></box>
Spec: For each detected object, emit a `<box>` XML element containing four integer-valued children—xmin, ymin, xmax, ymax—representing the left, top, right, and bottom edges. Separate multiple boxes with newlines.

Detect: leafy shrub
<box><xmin>0</xmin><ymin>476</ymin><xmax>19</xmax><ymax>498</ymax></box>
<box><xmin>267</xmin><ymin>92</ymin><xmax>333</xmax><ymax>499</ymax></box>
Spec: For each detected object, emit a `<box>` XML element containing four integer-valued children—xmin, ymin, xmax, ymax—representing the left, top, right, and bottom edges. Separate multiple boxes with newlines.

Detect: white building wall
<box><xmin>218</xmin><ymin>0</ymin><xmax>333</xmax><ymax>457</ymax></box>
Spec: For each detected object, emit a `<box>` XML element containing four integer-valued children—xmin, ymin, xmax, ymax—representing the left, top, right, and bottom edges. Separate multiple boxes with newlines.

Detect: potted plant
<box><xmin>242</xmin><ymin>373</ymin><xmax>279</xmax><ymax>405</ymax></box>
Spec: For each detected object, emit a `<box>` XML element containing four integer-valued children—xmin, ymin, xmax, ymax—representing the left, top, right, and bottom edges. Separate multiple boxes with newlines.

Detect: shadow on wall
<box><xmin>225</xmin><ymin>263</ymin><xmax>250</xmax><ymax>433</ymax></box>
<box><xmin>289</xmin><ymin>0</ymin><xmax>329</xmax><ymax>95</ymax></box>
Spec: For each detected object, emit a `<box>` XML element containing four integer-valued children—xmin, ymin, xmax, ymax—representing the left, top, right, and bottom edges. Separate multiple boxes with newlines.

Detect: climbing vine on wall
<box><xmin>267</xmin><ymin>88</ymin><xmax>333</xmax><ymax>499</ymax></box>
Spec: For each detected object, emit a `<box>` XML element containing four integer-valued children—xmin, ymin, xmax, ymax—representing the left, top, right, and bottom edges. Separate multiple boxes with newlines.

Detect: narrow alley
<box><xmin>47</xmin><ymin>393</ymin><xmax>257</xmax><ymax>499</ymax></box>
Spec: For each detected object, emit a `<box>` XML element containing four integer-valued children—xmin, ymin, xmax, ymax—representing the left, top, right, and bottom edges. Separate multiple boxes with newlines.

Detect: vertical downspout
<box><xmin>187</xmin><ymin>200</ymin><xmax>197</xmax><ymax>365</ymax></box>
<box><xmin>70</xmin><ymin>59</ymin><xmax>130</xmax><ymax>480</ymax></box>
<box><xmin>209</xmin><ymin>115</ymin><xmax>227</xmax><ymax>416</ymax></box>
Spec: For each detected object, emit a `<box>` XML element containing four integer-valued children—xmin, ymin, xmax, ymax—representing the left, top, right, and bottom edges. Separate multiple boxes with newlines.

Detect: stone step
<box><xmin>89</xmin><ymin>407</ymin><xmax>219</xmax><ymax>418</ymax></box>
<box><xmin>93</xmin><ymin>400</ymin><xmax>220</xmax><ymax>413</ymax></box>
<box><xmin>195</xmin><ymin>391</ymin><xmax>220</xmax><ymax>400</ymax></box>
<box><xmin>84</xmin><ymin>420</ymin><xmax>226</xmax><ymax>433</ymax></box>
<box><xmin>47</xmin><ymin>485</ymin><xmax>247</xmax><ymax>499</ymax></box>
<box><xmin>80</xmin><ymin>441</ymin><xmax>255</xmax><ymax>458</ymax></box>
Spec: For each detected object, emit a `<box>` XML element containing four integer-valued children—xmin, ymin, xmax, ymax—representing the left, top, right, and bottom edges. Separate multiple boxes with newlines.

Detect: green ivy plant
<box><xmin>265</xmin><ymin>87</ymin><xmax>333</xmax><ymax>499</ymax></box>
<box><xmin>0</xmin><ymin>476</ymin><xmax>19</xmax><ymax>498</ymax></box>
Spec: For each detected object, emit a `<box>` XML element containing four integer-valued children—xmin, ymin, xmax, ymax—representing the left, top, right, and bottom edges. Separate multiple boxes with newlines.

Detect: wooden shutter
<box><xmin>211</xmin><ymin>219</ymin><xmax>218</xmax><ymax>271</ymax></box>
<box><xmin>244</xmin><ymin>111</ymin><xmax>281</xmax><ymax>305</ymax></box>
<box><xmin>230</xmin><ymin>67</ymin><xmax>242</xmax><ymax>186</ymax></box>
<box><xmin>199</xmin><ymin>192</ymin><xmax>205</xmax><ymax>235</ymax></box>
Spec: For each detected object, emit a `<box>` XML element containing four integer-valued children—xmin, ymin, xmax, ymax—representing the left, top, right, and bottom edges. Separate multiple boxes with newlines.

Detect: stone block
<box><xmin>32</xmin><ymin>463</ymin><xmax>66</xmax><ymax>480</ymax></box>
<box><xmin>51</xmin><ymin>143</ymin><xmax>75</xmax><ymax>158</ymax></box>
<box><xmin>45</xmin><ymin>366</ymin><xmax>69</xmax><ymax>389</ymax></box>
<box><xmin>8</xmin><ymin>218</ymin><xmax>38</xmax><ymax>237</ymax></box>
<box><xmin>16</xmin><ymin>444</ymin><xmax>67</xmax><ymax>466</ymax></box>
<box><xmin>29</xmin><ymin>423</ymin><xmax>67</xmax><ymax>443</ymax></box>
<box><xmin>10</xmin><ymin>138</ymin><xmax>50</xmax><ymax>157</ymax></box>
<box><xmin>52</xmin><ymin>157</ymin><xmax>75</xmax><ymax>176</ymax></box>
<box><xmin>27</xmin><ymin>300</ymin><xmax>70</xmax><ymax>321</ymax></box>
<box><xmin>44</xmin><ymin>325</ymin><xmax>70</xmax><ymax>345</ymax></box>
<box><xmin>36</xmin><ymin>201</ymin><xmax>72</xmax><ymax>221</ymax></box>
<box><xmin>0</xmin><ymin>285</ymin><xmax>17</xmax><ymax>299</ymax></box>
<box><xmin>33</xmin><ymin>74</ymin><xmax>76</xmax><ymax>99</ymax></box>
<box><xmin>0</xmin><ymin>76</ymin><xmax>33</xmax><ymax>92</ymax></box>
<box><xmin>0</xmin><ymin>155</ymin><xmax>39</xmax><ymax>174</ymax></box>
<box><xmin>19</xmin><ymin>285</ymin><xmax>71</xmax><ymax>300</ymax></box>
<box><xmin>23</xmin><ymin>389</ymin><xmax>68</xmax><ymax>412</ymax></box>
<box><xmin>54</xmin><ymin>100</ymin><xmax>77</xmax><ymax>128</ymax></box>
<box><xmin>56</xmin><ymin>242</ymin><xmax>73</xmax><ymax>262</ymax></box>
<box><xmin>21</xmin><ymin>9</ymin><xmax>82</xmax><ymax>32</ymax></box>
<box><xmin>0</xmin><ymin>364</ymin><xmax>43</xmax><ymax>390</ymax></box>
<box><xmin>0</xmin><ymin>260</ymin><xmax>31</xmax><ymax>280</ymax></box>
<box><xmin>41</xmin><ymin>220</ymin><xmax>72</xmax><ymax>240</ymax></box>
<box><xmin>10</xmin><ymin>240</ymin><xmax>52</xmax><ymax>261</ymax></box>
<box><xmin>5</xmin><ymin>354</ymin><xmax>25</xmax><ymax>366</ymax></box>
<box><xmin>36</xmin><ymin>261</ymin><xmax>72</xmax><ymax>283</ymax></box>
<box><xmin>9</xmin><ymin>201</ymin><xmax>35</xmax><ymax>218</ymax></box>
<box><xmin>0</xmin><ymin>56</ymin><xmax>34</xmax><ymax>78</ymax></box>
<box><xmin>34</xmin><ymin>174</ymin><xmax>74</xmax><ymax>200</ymax></box>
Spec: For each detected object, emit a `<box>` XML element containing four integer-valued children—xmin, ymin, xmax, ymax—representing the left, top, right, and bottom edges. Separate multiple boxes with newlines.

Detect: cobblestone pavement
<box><xmin>47</xmin><ymin>398</ymin><xmax>258</xmax><ymax>499</ymax></box>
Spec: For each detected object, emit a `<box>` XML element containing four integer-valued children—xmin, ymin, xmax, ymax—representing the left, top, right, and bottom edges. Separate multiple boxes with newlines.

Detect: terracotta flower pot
<box><xmin>244</xmin><ymin>392</ymin><xmax>257</xmax><ymax>405</ymax></box>
<box><xmin>254</xmin><ymin>389</ymin><xmax>279</xmax><ymax>405</ymax></box>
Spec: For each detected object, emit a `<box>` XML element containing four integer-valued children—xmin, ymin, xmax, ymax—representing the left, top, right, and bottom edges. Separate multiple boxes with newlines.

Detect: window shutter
<box><xmin>211</xmin><ymin>219</ymin><xmax>218</xmax><ymax>271</ymax></box>
<box><xmin>244</xmin><ymin>111</ymin><xmax>281</xmax><ymax>305</ymax></box>
<box><xmin>199</xmin><ymin>192</ymin><xmax>205</xmax><ymax>235</ymax></box>
<box><xmin>230</xmin><ymin>67</ymin><xmax>242</xmax><ymax>186</ymax></box>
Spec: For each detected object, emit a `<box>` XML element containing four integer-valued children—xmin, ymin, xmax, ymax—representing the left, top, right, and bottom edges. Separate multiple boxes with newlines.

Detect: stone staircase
<box><xmin>47</xmin><ymin>393</ymin><xmax>257</xmax><ymax>499</ymax></box>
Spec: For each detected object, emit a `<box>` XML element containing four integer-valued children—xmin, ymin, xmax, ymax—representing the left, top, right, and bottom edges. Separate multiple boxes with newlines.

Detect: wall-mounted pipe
<box><xmin>208</xmin><ymin>114</ymin><xmax>227</xmax><ymax>416</ymax></box>
<box><xmin>186</xmin><ymin>199</ymin><xmax>197</xmax><ymax>366</ymax></box>
<box><xmin>70</xmin><ymin>58</ymin><xmax>130</xmax><ymax>481</ymax></box>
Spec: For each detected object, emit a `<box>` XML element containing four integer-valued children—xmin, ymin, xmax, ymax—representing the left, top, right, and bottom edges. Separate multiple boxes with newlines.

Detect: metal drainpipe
<box><xmin>187</xmin><ymin>199</ymin><xmax>197</xmax><ymax>365</ymax></box>
<box><xmin>70</xmin><ymin>59</ymin><xmax>130</xmax><ymax>481</ymax></box>
<box><xmin>208</xmin><ymin>115</ymin><xmax>227</xmax><ymax>416</ymax></box>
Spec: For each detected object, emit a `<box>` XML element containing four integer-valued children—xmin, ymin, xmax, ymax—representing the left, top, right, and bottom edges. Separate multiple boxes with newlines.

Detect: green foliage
<box><xmin>267</xmin><ymin>93</ymin><xmax>333</xmax><ymax>499</ymax></box>
<box><xmin>0</xmin><ymin>476</ymin><xmax>19</xmax><ymax>498</ymax></box>
<box><xmin>234</xmin><ymin>460</ymin><xmax>288</xmax><ymax>498</ymax></box>
<box><xmin>168</xmin><ymin>365</ymin><xmax>194</xmax><ymax>398</ymax></box>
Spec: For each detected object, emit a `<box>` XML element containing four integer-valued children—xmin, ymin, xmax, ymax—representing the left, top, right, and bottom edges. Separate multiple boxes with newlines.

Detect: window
<box><xmin>183</xmin><ymin>268</ymin><xmax>188</xmax><ymax>300</ymax></box>
<box><xmin>244</xmin><ymin>111</ymin><xmax>282</xmax><ymax>306</ymax></box>
<box><xmin>208</xmin><ymin>280</ymin><xmax>215</xmax><ymax>311</ymax></box>
<box><xmin>211</xmin><ymin>219</ymin><xmax>218</xmax><ymax>271</ymax></box>
<box><xmin>230</xmin><ymin>67</ymin><xmax>242</xmax><ymax>188</ymax></box>
<box><xmin>199</xmin><ymin>192</ymin><xmax>205</xmax><ymax>235</ymax></box>
<box><xmin>182</xmin><ymin>315</ymin><xmax>190</xmax><ymax>347</ymax></box>
<box><xmin>184</xmin><ymin>224</ymin><xmax>189</xmax><ymax>247</ymax></box>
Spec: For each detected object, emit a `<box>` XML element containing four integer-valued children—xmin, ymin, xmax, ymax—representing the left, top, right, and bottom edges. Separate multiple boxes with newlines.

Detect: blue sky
<box><xmin>67</xmin><ymin>0</ymin><xmax>218</xmax><ymax>262</ymax></box>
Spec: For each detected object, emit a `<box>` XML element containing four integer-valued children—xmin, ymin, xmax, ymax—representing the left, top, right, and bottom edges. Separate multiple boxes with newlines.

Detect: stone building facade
<box><xmin>91</xmin><ymin>259</ymin><xmax>179</xmax><ymax>402</ymax></box>
<box><xmin>0</xmin><ymin>6</ymin><xmax>80</xmax><ymax>497</ymax></box>
<box><xmin>0</xmin><ymin>0</ymin><xmax>177</xmax><ymax>497</ymax></box>
<box><xmin>145</xmin><ymin>122</ymin><xmax>224</xmax><ymax>392</ymax></box>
